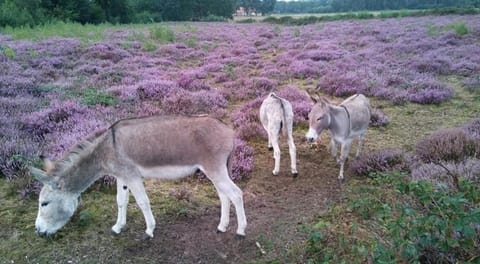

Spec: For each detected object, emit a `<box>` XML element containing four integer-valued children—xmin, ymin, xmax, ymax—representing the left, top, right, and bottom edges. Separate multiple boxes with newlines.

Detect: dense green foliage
<box><xmin>261</xmin><ymin>7</ymin><xmax>480</xmax><ymax>25</ymax></box>
<box><xmin>275</xmin><ymin>0</ymin><xmax>480</xmax><ymax>13</ymax></box>
<box><xmin>303</xmin><ymin>172</ymin><xmax>480</xmax><ymax>263</ymax></box>
<box><xmin>0</xmin><ymin>0</ymin><xmax>236</xmax><ymax>27</ymax></box>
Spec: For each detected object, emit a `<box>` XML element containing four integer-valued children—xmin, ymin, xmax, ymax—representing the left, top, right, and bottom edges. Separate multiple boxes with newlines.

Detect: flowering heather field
<box><xmin>1</xmin><ymin>15</ymin><xmax>480</xmax><ymax>194</ymax></box>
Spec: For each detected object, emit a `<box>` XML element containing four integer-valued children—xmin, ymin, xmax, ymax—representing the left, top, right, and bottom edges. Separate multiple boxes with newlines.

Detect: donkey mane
<box><xmin>52</xmin><ymin>128</ymin><xmax>109</xmax><ymax>177</ymax></box>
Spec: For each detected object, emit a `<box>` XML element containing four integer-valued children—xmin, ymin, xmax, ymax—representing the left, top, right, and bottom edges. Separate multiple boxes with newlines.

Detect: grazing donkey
<box><xmin>259</xmin><ymin>92</ymin><xmax>298</xmax><ymax>177</ymax></box>
<box><xmin>31</xmin><ymin>115</ymin><xmax>247</xmax><ymax>239</ymax></box>
<box><xmin>306</xmin><ymin>94</ymin><xmax>371</xmax><ymax>183</ymax></box>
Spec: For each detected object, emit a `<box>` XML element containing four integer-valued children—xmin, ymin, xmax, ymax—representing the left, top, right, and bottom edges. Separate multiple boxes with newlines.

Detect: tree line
<box><xmin>0</xmin><ymin>0</ymin><xmax>276</xmax><ymax>28</ymax></box>
<box><xmin>274</xmin><ymin>0</ymin><xmax>480</xmax><ymax>13</ymax></box>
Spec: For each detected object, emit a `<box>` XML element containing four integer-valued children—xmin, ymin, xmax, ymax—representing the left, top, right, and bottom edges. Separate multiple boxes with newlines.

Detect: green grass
<box><xmin>0</xmin><ymin>177</ymin><xmax>218</xmax><ymax>263</ymax></box>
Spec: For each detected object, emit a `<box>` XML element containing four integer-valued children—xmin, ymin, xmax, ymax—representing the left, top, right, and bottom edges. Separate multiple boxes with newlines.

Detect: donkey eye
<box><xmin>317</xmin><ymin>116</ymin><xmax>323</xmax><ymax>121</ymax></box>
<box><xmin>41</xmin><ymin>202</ymin><xmax>49</xmax><ymax>207</ymax></box>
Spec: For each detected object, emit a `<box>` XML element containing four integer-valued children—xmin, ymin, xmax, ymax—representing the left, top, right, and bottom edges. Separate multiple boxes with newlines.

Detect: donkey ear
<box><xmin>308</xmin><ymin>92</ymin><xmax>321</xmax><ymax>103</ymax></box>
<box><xmin>30</xmin><ymin>167</ymin><xmax>58</xmax><ymax>187</ymax></box>
<box><xmin>43</xmin><ymin>158</ymin><xmax>55</xmax><ymax>174</ymax></box>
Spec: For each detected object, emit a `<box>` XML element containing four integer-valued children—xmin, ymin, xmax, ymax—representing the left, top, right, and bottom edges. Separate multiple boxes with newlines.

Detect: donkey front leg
<box><xmin>331</xmin><ymin>137</ymin><xmax>338</xmax><ymax>162</ymax></box>
<box><xmin>338</xmin><ymin>141</ymin><xmax>353</xmax><ymax>183</ymax></box>
<box><xmin>128</xmin><ymin>178</ymin><xmax>156</xmax><ymax>239</ymax></box>
<box><xmin>112</xmin><ymin>178</ymin><xmax>130</xmax><ymax>235</ymax></box>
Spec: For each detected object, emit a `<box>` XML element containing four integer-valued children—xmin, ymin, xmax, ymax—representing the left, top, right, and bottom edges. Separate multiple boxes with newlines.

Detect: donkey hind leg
<box><xmin>260</xmin><ymin>112</ymin><xmax>272</xmax><ymax>150</ymax></box>
<box><xmin>355</xmin><ymin>133</ymin><xmax>365</xmax><ymax>159</ymax></box>
<box><xmin>215</xmin><ymin>190</ymin><xmax>230</xmax><ymax>233</ymax></box>
<box><xmin>287</xmin><ymin>127</ymin><xmax>298</xmax><ymax>176</ymax></box>
<box><xmin>208</xmin><ymin>166</ymin><xmax>247</xmax><ymax>237</ymax></box>
<box><xmin>338</xmin><ymin>141</ymin><xmax>353</xmax><ymax>183</ymax></box>
<box><xmin>127</xmin><ymin>178</ymin><xmax>156</xmax><ymax>239</ymax></box>
<box><xmin>269</xmin><ymin>123</ymin><xmax>281</xmax><ymax>176</ymax></box>
<box><xmin>112</xmin><ymin>178</ymin><xmax>130</xmax><ymax>235</ymax></box>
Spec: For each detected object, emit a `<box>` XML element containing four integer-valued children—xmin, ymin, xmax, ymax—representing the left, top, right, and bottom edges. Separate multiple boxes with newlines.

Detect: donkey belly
<box><xmin>138</xmin><ymin>165</ymin><xmax>202</xmax><ymax>180</ymax></box>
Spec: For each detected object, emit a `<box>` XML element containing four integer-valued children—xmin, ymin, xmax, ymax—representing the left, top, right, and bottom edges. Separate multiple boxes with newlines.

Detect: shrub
<box><xmin>276</xmin><ymin>85</ymin><xmax>312</xmax><ymax>124</ymax></box>
<box><xmin>230</xmin><ymin>97</ymin><xmax>267</xmax><ymax>141</ymax></box>
<box><xmin>150</xmin><ymin>25</ymin><xmax>175</xmax><ymax>43</ymax></box>
<box><xmin>462</xmin><ymin>118</ymin><xmax>480</xmax><ymax>140</ymax></box>
<box><xmin>303</xmin><ymin>172</ymin><xmax>480</xmax><ymax>263</ymax></box>
<box><xmin>350</xmin><ymin>149</ymin><xmax>410</xmax><ymax>176</ymax></box>
<box><xmin>200</xmin><ymin>15</ymin><xmax>227</xmax><ymax>22</ymax></box>
<box><xmin>415</xmin><ymin>128</ymin><xmax>479</xmax><ymax>164</ymax></box>
<box><xmin>137</xmin><ymin>79</ymin><xmax>177</xmax><ymax>100</ymax></box>
<box><xmin>369</xmin><ymin>108</ymin><xmax>390</xmax><ymax>127</ymax></box>
<box><xmin>231</xmin><ymin>138</ymin><xmax>255</xmax><ymax>181</ymax></box>
<box><xmin>463</xmin><ymin>75</ymin><xmax>480</xmax><ymax>94</ymax></box>
<box><xmin>407</xmin><ymin>79</ymin><xmax>454</xmax><ymax>104</ymax></box>
<box><xmin>411</xmin><ymin>159</ymin><xmax>480</xmax><ymax>189</ymax></box>
<box><xmin>161</xmin><ymin>89</ymin><xmax>228</xmax><ymax>117</ymax></box>
<box><xmin>22</xmin><ymin>99</ymin><xmax>89</xmax><ymax>136</ymax></box>
<box><xmin>252</xmin><ymin>77</ymin><xmax>277</xmax><ymax>93</ymax></box>
<box><xmin>288</xmin><ymin>60</ymin><xmax>321</xmax><ymax>79</ymax></box>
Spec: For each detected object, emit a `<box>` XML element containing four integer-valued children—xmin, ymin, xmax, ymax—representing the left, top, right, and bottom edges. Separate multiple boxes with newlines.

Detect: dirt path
<box><xmin>123</xmin><ymin>133</ymin><xmax>347</xmax><ymax>264</ymax></box>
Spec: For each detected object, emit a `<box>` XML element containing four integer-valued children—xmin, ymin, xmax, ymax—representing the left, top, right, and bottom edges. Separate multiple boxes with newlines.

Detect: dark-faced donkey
<box><xmin>306</xmin><ymin>94</ymin><xmax>371</xmax><ymax>183</ymax></box>
<box><xmin>30</xmin><ymin>115</ymin><xmax>247</xmax><ymax>239</ymax></box>
<box><xmin>259</xmin><ymin>93</ymin><xmax>297</xmax><ymax>177</ymax></box>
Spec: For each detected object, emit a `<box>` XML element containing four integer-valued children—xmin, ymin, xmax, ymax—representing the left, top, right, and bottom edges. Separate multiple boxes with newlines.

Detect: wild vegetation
<box><xmin>0</xmin><ymin>13</ymin><xmax>479</xmax><ymax>263</ymax></box>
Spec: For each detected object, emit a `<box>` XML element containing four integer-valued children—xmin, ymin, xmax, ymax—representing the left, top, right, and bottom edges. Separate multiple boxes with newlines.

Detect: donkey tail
<box><xmin>227</xmin><ymin>149</ymin><xmax>234</xmax><ymax>180</ymax></box>
<box><xmin>270</xmin><ymin>93</ymin><xmax>288</xmax><ymax>136</ymax></box>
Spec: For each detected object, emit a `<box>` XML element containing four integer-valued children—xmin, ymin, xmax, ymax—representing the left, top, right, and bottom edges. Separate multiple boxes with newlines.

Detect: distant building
<box><xmin>236</xmin><ymin>6</ymin><xmax>247</xmax><ymax>16</ymax></box>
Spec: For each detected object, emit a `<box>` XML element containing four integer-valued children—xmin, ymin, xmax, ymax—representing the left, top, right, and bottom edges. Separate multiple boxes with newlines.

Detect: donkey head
<box><xmin>306</xmin><ymin>94</ymin><xmax>332</xmax><ymax>142</ymax></box>
<box><xmin>31</xmin><ymin>164</ymin><xmax>80</xmax><ymax>236</ymax></box>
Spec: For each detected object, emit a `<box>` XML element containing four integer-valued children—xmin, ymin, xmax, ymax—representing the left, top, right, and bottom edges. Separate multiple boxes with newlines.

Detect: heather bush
<box><xmin>350</xmin><ymin>149</ymin><xmax>410</xmax><ymax>176</ymax></box>
<box><xmin>231</xmin><ymin>138</ymin><xmax>255</xmax><ymax>181</ymax></box>
<box><xmin>84</xmin><ymin>43</ymin><xmax>130</xmax><ymax>63</ymax></box>
<box><xmin>137</xmin><ymin>79</ymin><xmax>177</xmax><ymax>100</ymax></box>
<box><xmin>288</xmin><ymin>60</ymin><xmax>321</xmax><ymax>79</ymax></box>
<box><xmin>412</xmin><ymin>158</ymin><xmax>480</xmax><ymax>188</ymax></box>
<box><xmin>369</xmin><ymin>108</ymin><xmax>390</xmax><ymax>127</ymax></box>
<box><xmin>230</xmin><ymin>97</ymin><xmax>267</xmax><ymax>141</ymax></box>
<box><xmin>318</xmin><ymin>70</ymin><xmax>369</xmax><ymax>97</ymax></box>
<box><xmin>252</xmin><ymin>77</ymin><xmax>277</xmax><ymax>94</ymax></box>
<box><xmin>22</xmin><ymin>99</ymin><xmax>89</xmax><ymax>136</ymax></box>
<box><xmin>462</xmin><ymin>118</ymin><xmax>480</xmax><ymax>140</ymax></box>
<box><xmin>406</xmin><ymin>78</ymin><xmax>454</xmax><ymax>104</ymax></box>
<box><xmin>415</xmin><ymin>128</ymin><xmax>480</xmax><ymax>164</ymax></box>
<box><xmin>161</xmin><ymin>89</ymin><xmax>228</xmax><ymax>117</ymax></box>
<box><xmin>463</xmin><ymin>75</ymin><xmax>480</xmax><ymax>93</ymax></box>
<box><xmin>177</xmin><ymin>68</ymin><xmax>210</xmax><ymax>91</ymax></box>
<box><xmin>276</xmin><ymin>85</ymin><xmax>312</xmax><ymax>124</ymax></box>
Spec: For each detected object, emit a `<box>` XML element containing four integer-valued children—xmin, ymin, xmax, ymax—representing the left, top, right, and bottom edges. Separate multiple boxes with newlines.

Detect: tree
<box><xmin>259</xmin><ymin>0</ymin><xmax>276</xmax><ymax>15</ymax></box>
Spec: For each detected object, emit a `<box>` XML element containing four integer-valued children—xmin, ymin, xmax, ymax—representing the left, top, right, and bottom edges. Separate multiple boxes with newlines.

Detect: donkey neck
<box><xmin>328</xmin><ymin>105</ymin><xmax>350</xmax><ymax>138</ymax></box>
<box><xmin>55</xmin><ymin>134</ymin><xmax>112</xmax><ymax>194</ymax></box>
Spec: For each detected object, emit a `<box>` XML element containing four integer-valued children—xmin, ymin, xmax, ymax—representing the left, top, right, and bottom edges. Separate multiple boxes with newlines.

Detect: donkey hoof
<box><xmin>272</xmin><ymin>171</ymin><xmax>279</xmax><ymax>176</ymax></box>
<box><xmin>216</xmin><ymin>229</ymin><xmax>226</xmax><ymax>234</ymax></box>
<box><xmin>110</xmin><ymin>230</ymin><xmax>121</xmax><ymax>236</ymax></box>
<box><xmin>235</xmin><ymin>234</ymin><xmax>246</xmax><ymax>240</ymax></box>
<box><xmin>338</xmin><ymin>178</ymin><xmax>345</xmax><ymax>184</ymax></box>
<box><xmin>292</xmin><ymin>172</ymin><xmax>298</xmax><ymax>178</ymax></box>
<box><xmin>142</xmin><ymin>234</ymin><xmax>153</xmax><ymax>240</ymax></box>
